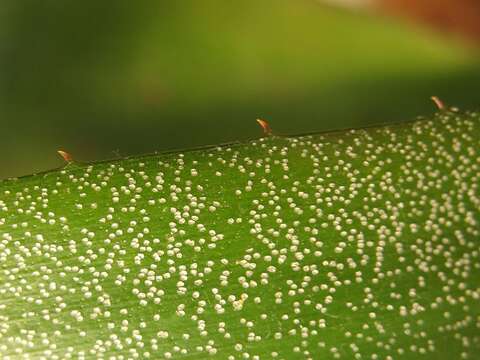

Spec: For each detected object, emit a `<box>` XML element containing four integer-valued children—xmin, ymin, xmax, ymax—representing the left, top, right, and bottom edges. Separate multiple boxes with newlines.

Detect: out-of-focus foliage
<box><xmin>1</xmin><ymin>0</ymin><xmax>480</xmax><ymax>178</ymax></box>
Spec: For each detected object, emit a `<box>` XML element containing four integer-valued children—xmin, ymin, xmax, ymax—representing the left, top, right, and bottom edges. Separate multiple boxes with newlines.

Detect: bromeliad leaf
<box><xmin>0</xmin><ymin>111</ymin><xmax>479</xmax><ymax>359</ymax></box>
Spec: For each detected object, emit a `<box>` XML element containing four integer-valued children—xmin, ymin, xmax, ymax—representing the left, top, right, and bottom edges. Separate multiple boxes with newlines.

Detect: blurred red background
<box><xmin>380</xmin><ymin>0</ymin><xmax>480</xmax><ymax>44</ymax></box>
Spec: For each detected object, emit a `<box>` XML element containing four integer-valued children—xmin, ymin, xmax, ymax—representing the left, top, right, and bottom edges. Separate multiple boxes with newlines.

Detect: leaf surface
<box><xmin>1</xmin><ymin>112</ymin><xmax>479</xmax><ymax>359</ymax></box>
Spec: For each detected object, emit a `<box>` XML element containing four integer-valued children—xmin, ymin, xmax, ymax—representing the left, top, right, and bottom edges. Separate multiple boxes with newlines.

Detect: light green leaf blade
<box><xmin>1</xmin><ymin>111</ymin><xmax>479</xmax><ymax>359</ymax></box>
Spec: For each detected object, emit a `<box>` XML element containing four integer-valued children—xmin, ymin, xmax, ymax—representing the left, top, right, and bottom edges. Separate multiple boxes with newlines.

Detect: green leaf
<box><xmin>1</xmin><ymin>111</ymin><xmax>479</xmax><ymax>359</ymax></box>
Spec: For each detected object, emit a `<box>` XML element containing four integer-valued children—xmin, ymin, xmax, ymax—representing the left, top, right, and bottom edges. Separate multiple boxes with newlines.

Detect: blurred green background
<box><xmin>1</xmin><ymin>0</ymin><xmax>479</xmax><ymax>179</ymax></box>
